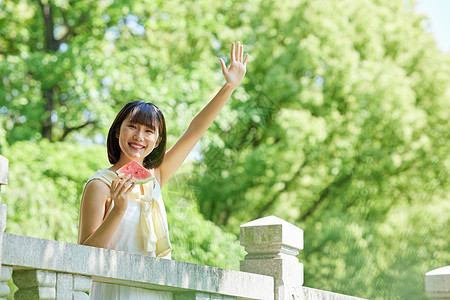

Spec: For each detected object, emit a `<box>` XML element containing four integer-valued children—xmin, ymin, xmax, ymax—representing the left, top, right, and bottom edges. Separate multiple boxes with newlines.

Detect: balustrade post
<box><xmin>426</xmin><ymin>266</ymin><xmax>450</xmax><ymax>300</ymax></box>
<box><xmin>12</xmin><ymin>269</ymin><xmax>91</xmax><ymax>300</ymax></box>
<box><xmin>0</xmin><ymin>266</ymin><xmax>12</xmax><ymax>300</ymax></box>
<box><xmin>240</xmin><ymin>216</ymin><xmax>304</xmax><ymax>300</ymax></box>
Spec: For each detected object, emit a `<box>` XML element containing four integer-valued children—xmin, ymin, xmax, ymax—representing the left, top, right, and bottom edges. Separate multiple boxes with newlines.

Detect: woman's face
<box><xmin>117</xmin><ymin>115</ymin><xmax>160</xmax><ymax>165</ymax></box>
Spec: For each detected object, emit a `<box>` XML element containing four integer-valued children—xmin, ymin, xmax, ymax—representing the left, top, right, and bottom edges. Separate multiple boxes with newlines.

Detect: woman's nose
<box><xmin>134</xmin><ymin>130</ymin><xmax>144</xmax><ymax>140</ymax></box>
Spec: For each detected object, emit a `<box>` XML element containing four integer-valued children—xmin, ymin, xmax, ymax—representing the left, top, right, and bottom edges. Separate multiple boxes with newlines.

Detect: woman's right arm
<box><xmin>78</xmin><ymin>176</ymin><xmax>134</xmax><ymax>248</ymax></box>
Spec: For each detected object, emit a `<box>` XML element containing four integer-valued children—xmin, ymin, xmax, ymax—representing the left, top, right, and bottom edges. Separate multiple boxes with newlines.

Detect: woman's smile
<box><xmin>128</xmin><ymin>142</ymin><xmax>145</xmax><ymax>151</ymax></box>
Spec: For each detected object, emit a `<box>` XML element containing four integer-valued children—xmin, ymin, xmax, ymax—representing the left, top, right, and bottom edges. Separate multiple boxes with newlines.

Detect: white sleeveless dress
<box><xmin>86</xmin><ymin>168</ymin><xmax>173</xmax><ymax>300</ymax></box>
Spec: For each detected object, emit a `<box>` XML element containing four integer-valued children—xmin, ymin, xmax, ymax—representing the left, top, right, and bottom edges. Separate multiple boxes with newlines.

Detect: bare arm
<box><xmin>158</xmin><ymin>41</ymin><xmax>249</xmax><ymax>187</ymax></box>
<box><xmin>78</xmin><ymin>176</ymin><xmax>135</xmax><ymax>248</ymax></box>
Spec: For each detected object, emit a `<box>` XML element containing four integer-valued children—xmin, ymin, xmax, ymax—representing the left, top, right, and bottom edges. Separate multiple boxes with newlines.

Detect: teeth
<box><xmin>130</xmin><ymin>143</ymin><xmax>144</xmax><ymax>149</ymax></box>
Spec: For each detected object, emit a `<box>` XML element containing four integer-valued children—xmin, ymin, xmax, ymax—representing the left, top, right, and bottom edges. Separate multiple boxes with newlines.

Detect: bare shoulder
<box><xmin>78</xmin><ymin>179</ymin><xmax>111</xmax><ymax>244</ymax></box>
<box><xmin>82</xmin><ymin>179</ymin><xmax>110</xmax><ymax>204</ymax></box>
<box><xmin>85</xmin><ymin>179</ymin><xmax>110</xmax><ymax>193</ymax></box>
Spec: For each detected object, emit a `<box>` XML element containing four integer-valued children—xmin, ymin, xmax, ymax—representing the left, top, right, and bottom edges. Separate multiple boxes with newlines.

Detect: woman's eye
<box><xmin>128</xmin><ymin>125</ymin><xmax>136</xmax><ymax>129</ymax></box>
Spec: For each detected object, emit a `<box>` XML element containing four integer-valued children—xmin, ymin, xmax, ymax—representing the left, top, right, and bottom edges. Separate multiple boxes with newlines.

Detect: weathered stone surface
<box><xmin>240</xmin><ymin>216</ymin><xmax>304</xmax><ymax>300</ymax></box>
<box><xmin>241</xmin><ymin>257</ymin><xmax>304</xmax><ymax>285</ymax></box>
<box><xmin>0</xmin><ymin>266</ymin><xmax>12</xmax><ymax>298</ymax></box>
<box><xmin>73</xmin><ymin>291</ymin><xmax>90</xmax><ymax>300</ymax></box>
<box><xmin>0</xmin><ymin>217</ymin><xmax>370</xmax><ymax>300</ymax></box>
<box><xmin>240</xmin><ymin>216</ymin><xmax>304</xmax><ymax>257</ymax></box>
<box><xmin>73</xmin><ymin>275</ymin><xmax>91</xmax><ymax>292</ymax></box>
<box><xmin>0</xmin><ymin>266</ymin><xmax>12</xmax><ymax>282</ymax></box>
<box><xmin>0</xmin><ymin>283</ymin><xmax>9</xmax><ymax>298</ymax></box>
<box><xmin>56</xmin><ymin>273</ymin><xmax>72</xmax><ymax>300</ymax></box>
<box><xmin>2</xmin><ymin>233</ymin><xmax>273</xmax><ymax>300</ymax></box>
<box><xmin>426</xmin><ymin>266</ymin><xmax>450</xmax><ymax>299</ymax></box>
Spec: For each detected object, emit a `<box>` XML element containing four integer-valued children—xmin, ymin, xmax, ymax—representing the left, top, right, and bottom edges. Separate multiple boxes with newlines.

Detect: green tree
<box><xmin>1</xmin><ymin>0</ymin><xmax>449</xmax><ymax>299</ymax></box>
<box><xmin>188</xmin><ymin>0</ymin><xmax>449</xmax><ymax>298</ymax></box>
<box><xmin>0</xmin><ymin>0</ymin><xmax>225</xmax><ymax>143</ymax></box>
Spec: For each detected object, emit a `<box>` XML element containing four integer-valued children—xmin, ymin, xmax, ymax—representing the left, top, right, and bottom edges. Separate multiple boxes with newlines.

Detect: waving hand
<box><xmin>219</xmin><ymin>41</ymin><xmax>249</xmax><ymax>89</ymax></box>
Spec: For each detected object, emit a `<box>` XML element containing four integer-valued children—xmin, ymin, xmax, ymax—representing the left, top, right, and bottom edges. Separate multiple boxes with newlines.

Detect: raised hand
<box><xmin>219</xmin><ymin>41</ymin><xmax>249</xmax><ymax>89</ymax></box>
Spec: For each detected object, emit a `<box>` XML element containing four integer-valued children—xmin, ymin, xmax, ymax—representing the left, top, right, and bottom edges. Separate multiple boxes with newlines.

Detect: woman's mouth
<box><xmin>129</xmin><ymin>143</ymin><xmax>145</xmax><ymax>151</ymax></box>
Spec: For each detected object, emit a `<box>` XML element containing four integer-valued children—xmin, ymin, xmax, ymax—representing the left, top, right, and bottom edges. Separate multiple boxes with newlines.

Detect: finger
<box><xmin>219</xmin><ymin>58</ymin><xmax>227</xmax><ymax>74</ymax></box>
<box><xmin>111</xmin><ymin>176</ymin><xmax>123</xmax><ymax>191</ymax></box>
<box><xmin>114</xmin><ymin>178</ymin><xmax>126</xmax><ymax>194</ymax></box>
<box><xmin>243</xmin><ymin>53</ymin><xmax>249</xmax><ymax>66</ymax></box>
<box><xmin>236</xmin><ymin>41</ymin><xmax>240</xmax><ymax>61</ymax></box>
<box><xmin>240</xmin><ymin>44</ymin><xmax>244</xmax><ymax>62</ymax></box>
<box><xmin>124</xmin><ymin>182</ymin><xmax>136</xmax><ymax>194</ymax></box>
<box><xmin>118</xmin><ymin>180</ymin><xmax>133</xmax><ymax>195</ymax></box>
<box><xmin>116</xmin><ymin>175</ymin><xmax>131</xmax><ymax>191</ymax></box>
<box><xmin>230</xmin><ymin>42</ymin><xmax>235</xmax><ymax>62</ymax></box>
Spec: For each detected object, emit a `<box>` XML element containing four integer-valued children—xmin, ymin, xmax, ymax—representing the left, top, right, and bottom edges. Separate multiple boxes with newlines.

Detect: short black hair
<box><xmin>107</xmin><ymin>101</ymin><xmax>167</xmax><ymax>169</ymax></box>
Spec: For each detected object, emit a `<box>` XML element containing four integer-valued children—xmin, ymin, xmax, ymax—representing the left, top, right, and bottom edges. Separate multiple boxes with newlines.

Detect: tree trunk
<box><xmin>39</xmin><ymin>1</ymin><xmax>59</xmax><ymax>141</ymax></box>
<box><xmin>41</xmin><ymin>88</ymin><xmax>54</xmax><ymax>141</ymax></box>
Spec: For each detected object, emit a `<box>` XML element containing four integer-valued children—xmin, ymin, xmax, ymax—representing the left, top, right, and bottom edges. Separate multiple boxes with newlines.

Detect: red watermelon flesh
<box><xmin>116</xmin><ymin>160</ymin><xmax>155</xmax><ymax>184</ymax></box>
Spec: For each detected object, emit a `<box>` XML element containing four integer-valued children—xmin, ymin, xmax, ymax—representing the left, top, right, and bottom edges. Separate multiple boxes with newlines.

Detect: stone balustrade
<box><xmin>426</xmin><ymin>266</ymin><xmax>450</xmax><ymax>300</ymax></box>
<box><xmin>0</xmin><ymin>219</ymin><xmax>368</xmax><ymax>300</ymax></box>
<box><xmin>1</xmin><ymin>233</ymin><xmax>274</xmax><ymax>299</ymax></box>
<box><xmin>0</xmin><ymin>155</ymin><xmax>373</xmax><ymax>299</ymax></box>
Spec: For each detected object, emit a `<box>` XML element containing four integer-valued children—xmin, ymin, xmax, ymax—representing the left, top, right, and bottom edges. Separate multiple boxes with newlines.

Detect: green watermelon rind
<box><xmin>116</xmin><ymin>161</ymin><xmax>155</xmax><ymax>184</ymax></box>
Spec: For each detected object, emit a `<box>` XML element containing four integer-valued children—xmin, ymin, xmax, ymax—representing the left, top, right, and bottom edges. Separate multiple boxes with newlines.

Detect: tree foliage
<box><xmin>188</xmin><ymin>0</ymin><xmax>449</xmax><ymax>298</ymax></box>
<box><xmin>1</xmin><ymin>0</ymin><xmax>449</xmax><ymax>299</ymax></box>
<box><xmin>1</xmin><ymin>141</ymin><xmax>244</xmax><ymax>269</ymax></box>
<box><xmin>0</xmin><ymin>0</ymin><xmax>225</xmax><ymax>143</ymax></box>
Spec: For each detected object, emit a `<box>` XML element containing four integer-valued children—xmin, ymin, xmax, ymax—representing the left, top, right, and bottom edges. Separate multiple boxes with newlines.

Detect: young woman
<box><xmin>78</xmin><ymin>42</ymin><xmax>248</xmax><ymax>299</ymax></box>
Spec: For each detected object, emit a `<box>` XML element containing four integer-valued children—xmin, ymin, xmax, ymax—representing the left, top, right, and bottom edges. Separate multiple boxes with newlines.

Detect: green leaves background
<box><xmin>1</xmin><ymin>0</ymin><xmax>449</xmax><ymax>299</ymax></box>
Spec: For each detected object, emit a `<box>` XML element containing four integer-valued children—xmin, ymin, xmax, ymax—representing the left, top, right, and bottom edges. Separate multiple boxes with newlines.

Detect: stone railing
<box><xmin>425</xmin><ymin>266</ymin><xmax>450</xmax><ymax>300</ymax></box>
<box><xmin>0</xmin><ymin>155</ymin><xmax>370</xmax><ymax>299</ymax></box>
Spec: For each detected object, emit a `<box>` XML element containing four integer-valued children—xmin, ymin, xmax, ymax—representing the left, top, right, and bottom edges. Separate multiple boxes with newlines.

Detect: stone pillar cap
<box><xmin>240</xmin><ymin>216</ymin><xmax>303</xmax><ymax>251</ymax></box>
<box><xmin>425</xmin><ymin>266</ymin><xmax>450</xmax><ymax>293</ymax></box>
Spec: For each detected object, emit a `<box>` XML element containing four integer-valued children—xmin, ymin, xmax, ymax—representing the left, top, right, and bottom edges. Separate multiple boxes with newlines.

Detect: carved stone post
<box><xmin>426</xmin><ymin>266</ymin><xmax>450</xmax><ymax>300</ymax></box>
<box><xmin>0</xmin><ymin>266</ymin><xmax>12</xmax><ymax>300</ymax></box>
<box><xmin>240</xmin><ymin>216</ymin><xmax>304</xmax><ymax>300</ymax></box>
<box><xmin>12</xmin><ymin>270</ymin><xmax>91</xmax><ymax>300</ymax></box>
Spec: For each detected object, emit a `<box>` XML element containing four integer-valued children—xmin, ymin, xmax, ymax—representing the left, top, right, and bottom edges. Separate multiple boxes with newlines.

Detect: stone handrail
<box><xmin>1</xmin><ymin>233</ymin><xmax>274</xmax><ymax>299</ymax></box>
<box><xmin>0</xmin><ymin>155</ymin><xmax>371</xmax><ymax>299</ymax></box>
<box><xmin>0</xmin><ymin>223</ymin><xmax>368</xmax><ymax>300</ymax></box>
<box><xmin>425</xmin><ymin>266</ymin><xmax>450</xmax><ymax>300</ymax></box>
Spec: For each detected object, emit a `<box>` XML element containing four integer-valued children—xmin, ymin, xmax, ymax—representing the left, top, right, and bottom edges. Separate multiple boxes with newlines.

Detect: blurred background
<box><xmin>0</xmin><ymin>0</ymin><xmax>449</xmax><ymax>299</ymax></box>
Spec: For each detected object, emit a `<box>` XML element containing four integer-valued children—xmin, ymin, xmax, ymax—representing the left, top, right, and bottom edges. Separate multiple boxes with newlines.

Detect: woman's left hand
<box><xmin>219</xmin><ymin>41</ymin><xmax>249</xmax><ymax>89</ymax></box>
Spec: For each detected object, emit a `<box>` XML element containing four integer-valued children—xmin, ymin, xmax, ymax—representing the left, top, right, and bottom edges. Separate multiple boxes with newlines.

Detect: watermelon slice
<box><xmin>116</xmin><ymin>160</ymin><xmax>155</xmax><ymax>184</ymax></box>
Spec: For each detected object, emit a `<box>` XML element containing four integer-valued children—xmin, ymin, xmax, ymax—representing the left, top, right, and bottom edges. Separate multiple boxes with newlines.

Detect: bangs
<box><xmin>127</xmin><ymin>102</ymin><xmax>160</xmax><ymax>132</ymax></box>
